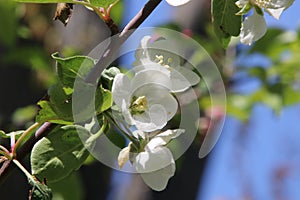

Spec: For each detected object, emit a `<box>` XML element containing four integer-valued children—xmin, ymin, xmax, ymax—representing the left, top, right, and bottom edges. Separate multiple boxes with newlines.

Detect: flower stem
<box><xmin>12</xmin><ymin>122</ymin><xmax>41</xmax><ymax>156</ymax></box>
<box><xmin>12</xmin><ymin>159</ymin><xmax>35</xmax><ymax>184</ymax></box>
<box><xmin>86</xmin><ymin>117</ymin><xmax>108</xmax><ymax>143</ymax></box>
<box><xmin>104</xmin><ymin>111</ymin><xmax>138</xmax><ymax>145</ymax></box>
<box><xmin>0</xmin><ymin>145</ymin><xmax>12</xmax><ymax>160</ymax></box>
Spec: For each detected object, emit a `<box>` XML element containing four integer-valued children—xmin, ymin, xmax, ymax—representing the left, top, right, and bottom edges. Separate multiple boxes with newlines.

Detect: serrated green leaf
<box><xmin>89</xmin><ymin>0</ymin><xmax>119</xmax><ymax>8</ymax></box>
<box><xmin>31</xmin><ymin>125</ymin><xmax>91</xmax><ymax>183</ymax></box>
<box><xmin>211</xmin><ymin>0</ymin><xmax>242</xmax><ymax>48</ymax></box>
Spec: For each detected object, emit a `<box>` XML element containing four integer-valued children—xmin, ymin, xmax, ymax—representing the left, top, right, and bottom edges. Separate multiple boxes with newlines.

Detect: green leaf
<box><xmin>29</xmin><ymin>178</ymin><xmax>52</xmax><ymax>200</ymax></box>
<box><xmin>31</xmin><ymin>125</ymin><xmax>91</xmax><ymax>183</ymax></box>
<box><xmin>15</xmin><ymin>0</ymin><xmax>74</xmax><ymax>3</ymax></box>
<box><xmin>36</xmin><ymin>83</ymin><xmax>73</xmax><ymax>124</ymax></box>
<box><xmin>37</xmin><ymin>81</ymin><xmax>112</xmax><ymax>124</ymax></box>
<box><xmin>89</xmin><ymin>0</ymin><xmax>119</xmax><ymax>8</ymax></box>
<box><xmin>248</xmin><ymin>67</ymin><xmax>267</xmax><ymax>83</ymax></box>
<box><xmin>211</xmin><ymin>0</ymin><xmax>242</xmax><ymax>48</ymax></box>
<box><xmin>227</xmin><ymin>94</ymin><xmax>252</xmax><ymax>121</ymax></box>
<box><xmin>72</xmin><ymin>82</ymin><xmax>112</xmax><ymax>122</ymax></box>
<box><xmin>236</xmin><ymin>2</ymin><xmax>252</xmax><ymax>15</ymax></box>
<box><xmin>95</xmin><ymin>87</ymin><xmax>113</xmax><ymax>113</ymax></box>
<box><xmin>52</xmin><ymin>52</ymin><xmax>96</xmax><ymax>93</ymax></box>
<box><xmin>249</xmin><ymin>29</ymin><xmax>284</xmax><ymax>56</ymax></box>
<box><xmin>283</xmin><ymin>87</ymin><xmax>300</xmax><ymax>106</ymax></box>
<box><xmin>251</xmin><ymin>87</ymin><xmax>282</xmax><ymax>114</ymax></box>
<box><xmin>100</xmin><ymin>66</ymin><xmax>120</xmax><ymax>90</ymax></box>
<box><xmin>0</xmin><ymin>130</ymin><xmax>7</xmax><ymax>138</ymax></box>
<box><xmin>0</xmin><ymin>1</ymin><xmax>17</xmax><ymax>48</ymax></box>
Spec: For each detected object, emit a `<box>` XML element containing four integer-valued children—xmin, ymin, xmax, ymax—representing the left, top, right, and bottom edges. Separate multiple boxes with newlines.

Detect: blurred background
<box><xmin>1</xmin><ymin>0</ymin><xmax>300</xmax><ymax>199</ymax></box>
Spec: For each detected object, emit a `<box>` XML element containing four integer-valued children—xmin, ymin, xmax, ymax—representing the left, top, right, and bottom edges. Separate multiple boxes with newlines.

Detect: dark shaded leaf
<box><xmin>211</xmin><ymin>0</ymin><xmax>242</xmax><ymax>48</ymax></box>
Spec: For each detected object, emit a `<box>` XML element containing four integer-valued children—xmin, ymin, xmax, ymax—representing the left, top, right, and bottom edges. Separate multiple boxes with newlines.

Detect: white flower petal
<box><xmin>112</xmin><ymin>74</ymin><xmax>131</xmax><ymax>107</ymax></box>
<box><xmin>134</xmin><ymin>86</ymin><xmax>178</xmax><ymax>121</ymax></box>
<box><xmin>266</xmin><ymin>7</ymin><xmax>285</xmax><ymax>19</ymax></box>
<box><xmin>140</xmin><ymin>162</ymin><xmax>175</xmax><ymax>191</ymax></box>
<box><xmin>235</xmin><ymin>0</ymin><xmax>249</xmax><ymax>8</ymax></box>
<box><xmin>149</xmin><ymin>104</ymin><xmax>168</xmax><ymax>128</ymax></box>
<box><xmin>131</xmin><ymin>69</ymin><xmax>171</xmax><ymax>91</ymax></box>
<box><xmin>134</xmin><ymin>104</ymin><xmax>167</xmax><ymax>132</ymax></box>
<box><xmin>132</xmin><ymin>130</ymin><xmax>146</xmax><ymax>140</ymax></box>
<box><xmin>133</xmin><ymin>147</ymin><xmax>174</xmax><ymax>173</ymax></box>
<box><xmin>140</xmin><ymin>35</ymin><xmax>152</xmax><ymax>52</ymax></box>
<box><xmin>240</xmin><ymin>11</ymin><xmax>267</xmax><ymax>45</ymax></box>
<box><xmin>165</xmin><ymin>0</ymin><xmax>190</xmax><ymax>6</ymax></box>
<box><xmin>170</xmin><ymin>67</ymin><xmax>200</xmax><ymax>92</ymax></box>
<box><xmin>261</xmin><ymin>0</ymin><xmax>294</xmax><ymax>9</ymax></box>
<box><xmin>146</xmin><ymin>129</ymin><xmax>185</xmax><ymax>150</ymax></box>
<box><xmin>121</xmin><ymin>99</ymin><xmax>135</xmax><ymax>125</ymax></box>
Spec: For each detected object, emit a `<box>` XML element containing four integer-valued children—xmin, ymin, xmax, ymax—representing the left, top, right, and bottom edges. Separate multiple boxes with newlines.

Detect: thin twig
<box><xmin>0</xmin><ymin>122</ymin><xmax>56</xmax><ymax>185</ymax></box>
<box><xmin>12</xmin><ymin>122</ymin><xmax>40</xmax><ymax>155</ymax></box>
<box><xmin>85</xmin><ymin>0</ymin><xmax>162</xmax><ymax>84</ymax></box>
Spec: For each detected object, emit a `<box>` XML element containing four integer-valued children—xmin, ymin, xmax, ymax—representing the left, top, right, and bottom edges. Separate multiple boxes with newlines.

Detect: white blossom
<box><xmin>165</xmin><ymin>0</ymin><xmax>190</xmax><ymax>6</ymax></box>
<box><xmin>112</xmin><ymin>71</ymin><xmax>178</xmax><ymax>132</ymax></box>
<box><xmin>240</xmin><ymin>10</ymin><xmax>267</xmax><ymax>45</ymax></box>
<box><xmin>237</xmin><ymin>0</ymin><xmax>294</xmax><ymax>45</ymax></box>
<box><xmin>134</xmin><ymin>36</ymin><xmax>200</xmax><ymax>92</ymax></box>
<box><xmin>118</xmin><ymin>129</ymin><xmax>184</xmax><ymax>191</ymax></box>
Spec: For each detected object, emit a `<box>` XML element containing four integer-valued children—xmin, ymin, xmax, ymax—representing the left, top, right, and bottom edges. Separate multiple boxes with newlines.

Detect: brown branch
<box><xmin>0</xmin><ymin>122</ymin><xmax>55</xmax><ymax>185</ymax></box>
<box><xmin>0</xmin><ymin>0</ymin><xmax>162</xmax><ymax>185</ymax></box>
<box><xmin>85</xmin><ymin>0</ymin><xmax>162</xmax><ymax>84</ymax></box>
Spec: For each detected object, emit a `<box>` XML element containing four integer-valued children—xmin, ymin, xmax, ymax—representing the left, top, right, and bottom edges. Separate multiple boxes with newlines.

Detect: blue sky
<box><xmin>198</xmin><ymin>1</ymin><xmax>300</xmax><ymax>200</ymax></box>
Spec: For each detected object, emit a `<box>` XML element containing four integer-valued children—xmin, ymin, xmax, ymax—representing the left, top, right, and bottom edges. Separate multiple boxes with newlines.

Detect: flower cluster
<box><xmin>236</xmin><ymin>0</ymin><xmax>294</xmax><ymax>45</ymax></box>
<box><xmin>112</xmin><ymin>35</ymin><xmax>199</xmax><ymax>191</ymax></box>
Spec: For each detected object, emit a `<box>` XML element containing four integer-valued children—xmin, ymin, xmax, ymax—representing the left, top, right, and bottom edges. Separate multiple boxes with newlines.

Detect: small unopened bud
<box><xmin>118</xmin><ymin>144</ymin><xmax>131</xmax><ymax>169</ymax></box>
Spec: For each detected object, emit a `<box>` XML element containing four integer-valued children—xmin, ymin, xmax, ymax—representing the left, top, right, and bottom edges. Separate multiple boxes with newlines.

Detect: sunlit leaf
<box><xmin>52</xmin><ymin>52</ymin><xmax>96</xmax><ymax>93</ymax></box>
<box><xmin>15</xmin><ymin>0</ymin><xmax>74</xmax><ymax>3</ymax></box>
<box><xmin>31</xmin><ymin>125</ymin><xmax>91</xmax><ymax>183</ymax></box>
<box><xmin>36</xmin><ymin>83</ymin><xmax>73</xmax><ymax>124</ymax></box>
<box><xmin>89</xmin><ymin>0</ymin><xmax>119</xmax><ymax>8</ymax></box>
